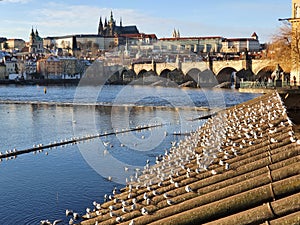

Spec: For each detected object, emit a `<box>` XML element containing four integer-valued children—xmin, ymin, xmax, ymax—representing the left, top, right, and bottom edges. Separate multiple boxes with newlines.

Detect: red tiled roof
<box><xmin>119</xmin><ymin>33</ymin><xmax>157</xmax><ymax>39</ymax></box>
<box><xmin>159</xmin><ymin>36</ymin><xmax>223</xmax><ymax>41</ymax></box>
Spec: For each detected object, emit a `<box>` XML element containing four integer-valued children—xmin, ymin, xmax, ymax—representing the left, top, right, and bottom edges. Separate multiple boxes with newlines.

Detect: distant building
<box><xmin>172</xmin><ymin>28</ymin><xmax>180</xmax><ymax>38</ymax></box>
<box><xmin>221</xmin><ymin>32</ymin><xmax>260</xmax><ymax>53</ymax></box>
<box><xmin>118</xmin><ymin>33</ymin><xmax>157</xmax><ymax>46</ymax></box>
<box><xmin>5</xmin><ymin>38</ymin><xmax>25</xmax><ymax>52</ymax></box>
<box><xmin>44</xmin><ymin>11</ymin><xmax>147</xmax><ymax>53</ymax></box>
<box><xmin>29</xmin><ymin>28</ymin><xmax>44</xmax><ymax>54</ymax></box>
<box><xmin>43</xmin><ymin>34</ymin><xmax>115</xmax><ymax>53</ymax></box>
<box><xmin>98</xmin><ymin>11</ymin><xmax>139</xmax><ymax>37</ymax></box>
<box><xmin>37</xmin><ymin>55</ymin><xmax>85</xmax><ymax>79</ymax></box>
<box><xmin>0</xmin><ymin>37</ymin><xmax>7</xmax><ymax>50</ymax></box>
<box><xmin>0</xmin><ymin>62</ymin><xmax>6</xmax><ymax>79</ymax></box>
<box><xmin>159</xmin><ymin>36</ymin><xmax>223</xmax><ymax>53</ymax></box>
<box><xmin>4</xmin><ymin>57</ymin><xmax>18</xmax><ymax>76</ymax></box>
<box><xmin>37</xmin><ymin>55</ymin><xmax>63</xmax><ymax>79</ymax></box>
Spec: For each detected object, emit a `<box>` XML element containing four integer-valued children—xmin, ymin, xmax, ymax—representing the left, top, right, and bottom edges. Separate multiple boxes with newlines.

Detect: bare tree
<box><xmin>267</xmin><ymin>24</ymin><xmax>292</xmax><ymax>73</ymax></box>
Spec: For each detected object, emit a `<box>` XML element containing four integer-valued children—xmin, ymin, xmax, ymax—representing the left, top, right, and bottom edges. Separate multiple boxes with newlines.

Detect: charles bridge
<box><xmin>97</xmin><ymin>57</ymin><xmax>276</xmax><ymax>87</ymax></box>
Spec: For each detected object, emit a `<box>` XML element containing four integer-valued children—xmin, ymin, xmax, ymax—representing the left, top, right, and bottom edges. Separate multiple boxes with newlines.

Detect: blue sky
<box><xmin>0</xmin><ymin>0</ymin><xmax>292</xmax><ymax>43</ymax></box>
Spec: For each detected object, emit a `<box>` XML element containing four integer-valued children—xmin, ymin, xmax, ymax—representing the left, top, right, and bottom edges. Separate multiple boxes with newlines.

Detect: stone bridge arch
<box><xmin>216</xmin><ymin>67</ymin><xmax>237</xmax><ymax>83</ymax></box>
<box><xmin>156</xmin><ymin>63</ymin><xmax>177</xmax><ymax>76</ymax></box>
<box><xmin>255</xmin><ymin>66</ymin><xmax>275</xmax><ymax>79</ymax></box>
<box><xmin>181</xmin><ymin>61</ymin><xmax>209</xmax><ymax>75</ymax></box>
<box><xmin>212</xmin><ymin>60</ymin><xmax>244</xmax><ymax>75</ymax></box>
<box><xmin>251</xmin><ymin>59</ymin><xmax>275</xmax><ymax>75</ymax></box>
<box><xmin>185</xmin><ymin>68</ymin><xmax>218</xmax><ymax>87</ymax></box>
<box><xmin>132</xmin><ymin>63</ymin><xmax>154</xmax><ymax>76</ymax></box>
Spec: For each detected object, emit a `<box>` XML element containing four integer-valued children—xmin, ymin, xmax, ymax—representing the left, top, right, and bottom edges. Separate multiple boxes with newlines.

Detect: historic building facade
<box><xmin>158</xmin><ymin>36</ymin><xmax>223</xmax><ymax>53</ymax></box>
<box><xmin>5</xmin><ymin>39</ymin><xmax>25</xmax><ymax>52</ymax></box>
<box><xmin>221</xmin><ymin>32</ymin><xmax>260</xmax><ymax>53</ymax></box>
<box><xmin>98</xmin><ymin>11</ymin><xmax>139</xmax><ymax>37</ymax></box>
<box><xmin>29</xmin><ymin>28</ymin><xmax>44</xmax><ymax>54</ymax></box>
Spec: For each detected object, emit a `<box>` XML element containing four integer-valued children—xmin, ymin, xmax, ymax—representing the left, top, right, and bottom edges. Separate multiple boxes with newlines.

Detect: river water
<box><xmin>0</xmin><ymin>84</ymin><xmax>259</xmax><ymax>224</ymax></box>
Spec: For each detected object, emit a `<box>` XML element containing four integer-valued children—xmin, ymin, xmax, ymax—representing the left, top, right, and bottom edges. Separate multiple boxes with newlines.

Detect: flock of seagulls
<box><xmin>0</xmin><ymin>91</ymin><xmax>297</xmax><ymax>225</ymax></box>
<box><xmin>54</xmin><ymin>92</ymin><xmax>299</xmax><ymax>225</ymax></box>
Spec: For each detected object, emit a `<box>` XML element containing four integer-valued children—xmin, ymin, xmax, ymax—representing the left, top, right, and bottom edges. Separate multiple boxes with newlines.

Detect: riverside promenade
<box><xmin>75</xmin><ymin>91</ymin><xmax>300</xmax><ymax>225</ymax></box>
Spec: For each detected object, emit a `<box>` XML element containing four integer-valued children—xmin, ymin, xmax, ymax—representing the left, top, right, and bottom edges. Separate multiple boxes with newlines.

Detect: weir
<box><xmin>0</xmin><ymin>123</ymin><xmax>164</xmax><ymax>160</ymax></box>
<box><xmin>76</xmin><ymin>91</ymin><xmax>300</xmax><ymax>225</ymax></box>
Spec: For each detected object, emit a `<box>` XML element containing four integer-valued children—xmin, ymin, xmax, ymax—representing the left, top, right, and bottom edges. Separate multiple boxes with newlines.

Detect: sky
<box><xmin>0</xmin><ymin>0</ymin><xmax>292</xmax><ymax>43</ymax></box>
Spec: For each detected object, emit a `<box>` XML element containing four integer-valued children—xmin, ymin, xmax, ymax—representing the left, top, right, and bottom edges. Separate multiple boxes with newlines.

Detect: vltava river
<box><xmin>0</xmin><ymin>84</ymin><xmax>259</xmax><ymax>224</ymax></box>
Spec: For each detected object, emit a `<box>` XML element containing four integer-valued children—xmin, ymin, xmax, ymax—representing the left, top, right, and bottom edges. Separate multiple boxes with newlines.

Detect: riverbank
<box><xmin>0</xmin><ymin>79</ymin><xmax>80</xmax><ymax>86</ymax></box>
<box><xmin>76</xmin><ymin>91</ymin><xmax>300</xmax><ymax>225</ymax></box>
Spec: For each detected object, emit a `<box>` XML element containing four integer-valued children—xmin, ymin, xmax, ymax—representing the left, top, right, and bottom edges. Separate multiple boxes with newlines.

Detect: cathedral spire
<box><xmin>172</xmin><ymin>28</ymin><xmax>176</xmax><ymax>38</ymax></box>
<box><xmin>31</xmin><ymin>26</ymin><xmax>35</xmax><ymax>37</ymax></box>
<box><xmin>98</xmin><ymin>16</ymin><xmax>103</xmax><ymax>35</ymax></box>
<box><xmin>110</xmin><ymin>10</ymin><xmax>114</xmax><ymax>23</ymax></box>
<box><xmin>120</xmin><ymin>17</ymin><xmax>122</xmax><ymax>27</ymax></box>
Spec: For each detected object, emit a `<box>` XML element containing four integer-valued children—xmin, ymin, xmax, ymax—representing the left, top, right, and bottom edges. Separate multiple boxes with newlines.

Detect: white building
<box><xmin>221</xmin><ymin>32</ymin><xmax>260</xmax><ymax>53</ymax></box>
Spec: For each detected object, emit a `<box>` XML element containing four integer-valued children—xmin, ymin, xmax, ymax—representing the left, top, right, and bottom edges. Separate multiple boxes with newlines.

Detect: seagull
<box><xmin>163</xmin><ymin>193</ymin><xmax>171</xmax><ymax>198</ymax></box>
<box><xmin>116</xmin><ymin>216</ymin><xmax>123</xmax><ymax>223</ymax></box>
<box><xmin>65</xmin><ymin>209</ymin><xmax>73</xmax><ymax>217</ymax></box>
<box><xmin>146</xmin><ymin>198</ymin><xmax>151</xmax><ymax>205</ymax></box>
<box><xmin>185</xmin><ymin>185</ymin><xmax>193</xmax><ymax>193</ymax></box>
<box><xmin>122</xmin><ymin>206</ymin><xmax>129</xmax><ymax>213</ymax></box>
<box><xmin>290</xmin><ymin>136</ymin><xmax>297</xmax><ymax>143</ymax></box>
<box><xmin>225</xmin><ymin>163</ymin><xmax>230</xmax><ymax>170</ymax></box>
<box><xmin>109</xmin><ymin>211</ymin><xmax>116</xmax><ymax>218</ymax></box>
<box><xmin>40</xmin><ymin>220</ymin><xmax>51</xmax><ymax>225</ymax></box>
<box><xmin>167</xmin><ymin>199</ymin><xmax>175</xmax><ymax>205</ymax></box>
<box><xmin>103</xmin><ymin>141</ymin><xmax>110</xmax><ymax>147</ymax></box>
<box><xmin>270</xmin><ymin>138</ymin><xmax>278</xmax><ymax>143</ymax></box>
<box><xmin>143</xmin><ymin>192</ymin><xmax>148</xmax><ymax>200</ymax></box>
<box><xmin>131</xmin><ymin>203</ymin><xmax>137</xmax><ymax>210</ymax></box>
<box><xmin>141</xmin><ymin>207</ymin><xmax>148</xmax><ymax>215</ymax></box>
<box><xmin>109</xmin><ymin>205</ymin><xmax>115</xmax><ymax>211</ymax></box>
<box><xmin>68</xmin><ymin>218</ymin><xmax>74</xmax><ymax>225</ymax></box>
<box><xmin>211</xmin><ymin>169</ymin><xmax>217</xmax><ymax>175</ymax></box>
<box><xmin>53</xmin><ymin>220</ymin><xmax>63</xmax><ymax>225</ymax></box>
<box><xmin>73</xmin><ymin>212</ymin><xmax>79</xmax><ymax>220</ymax></box>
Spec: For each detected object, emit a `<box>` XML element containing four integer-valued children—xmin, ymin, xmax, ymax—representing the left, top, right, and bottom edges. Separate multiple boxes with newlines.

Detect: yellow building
<box><xmin>5</xmin><ymin>39</ymin><xmax>25</xmax><ymax>51</ymax></box>
<box><xmin>37</xmin><ymin>55</ymin><xmax>63</xmax><ymax>79</ymax></box>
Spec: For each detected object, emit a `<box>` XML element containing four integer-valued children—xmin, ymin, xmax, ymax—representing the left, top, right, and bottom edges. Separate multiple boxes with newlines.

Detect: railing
<box><xmin>240</xmin><ymin>81</ymin><xmax>296</xmax><ymax>89</ymax></box>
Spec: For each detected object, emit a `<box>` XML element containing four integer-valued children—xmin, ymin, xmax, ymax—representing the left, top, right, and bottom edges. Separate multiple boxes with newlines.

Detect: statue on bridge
<box><xmin>272</xmin><ymin>64</ymin><xmax>283</xmax><ymax>87</ymax></box>
<box><xmin>275</xmin><ymin>64</ymin><xmax>283</xmax><ymax>80</ymax></box>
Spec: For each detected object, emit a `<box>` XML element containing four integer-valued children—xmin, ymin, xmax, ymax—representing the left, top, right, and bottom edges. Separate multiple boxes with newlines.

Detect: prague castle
<box><xmin>98</xmin><ymin>11</ymin><xmax>139</xmax><ymax>36</ymax></box>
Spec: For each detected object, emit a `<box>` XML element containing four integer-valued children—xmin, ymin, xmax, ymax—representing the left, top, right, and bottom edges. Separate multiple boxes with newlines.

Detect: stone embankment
<box><xmin>75</xmin><ymin>91</ymin><xmax>299</xmax><ymax>225</ymax></box>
